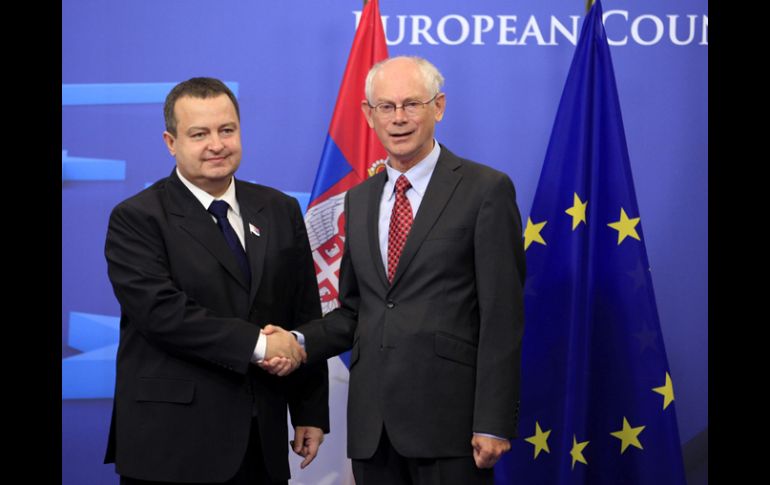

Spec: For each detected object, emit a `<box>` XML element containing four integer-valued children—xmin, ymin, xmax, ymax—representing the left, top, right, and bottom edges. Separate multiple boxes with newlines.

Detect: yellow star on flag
<box><xmin>565</xmin><ymin>193</ymin><xmax>588</xmax><ymax>230</ymax></box>
<box><xmin>607</xmin><ymin>208</ymin><xmax>641</xmax><ymax>244</ymax></box>
<box><xmin>524</xmin><ymin>421</ymin><xmax>551</xmax><ymax>459</ymax></box>
<box><xmin>610</xmin><ymin>417</ymin><xmax>645</xmax><ymax>454</ymax></box>
<box><xmin>570</xmin><ymin>435</ymin><xmax>589</xmax><ymax>469</ymax></box>
<box><xmin>652</xmin><ymin>372</ymin><xmax>676</xmax><ymax>410</ymax></box>
<box><xmin>524</xmin><ymin>217</ymin><xmax>547</xmax><ymax>250</ymax></box>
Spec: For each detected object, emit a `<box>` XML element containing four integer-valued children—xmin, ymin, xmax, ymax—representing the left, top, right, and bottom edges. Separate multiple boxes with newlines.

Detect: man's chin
<box><xmin>385</xmin><ymin>145</ymin><xmax>415</xmax><ymax>160</ymax></box>
<box><xmin>204</xmin><ymin>167</ymin><xmax>238</xmax><ymax>180</ymax></box>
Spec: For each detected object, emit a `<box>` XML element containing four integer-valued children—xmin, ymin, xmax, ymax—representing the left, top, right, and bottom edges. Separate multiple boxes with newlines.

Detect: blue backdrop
<box><xmin>62</xmin><ymin>1</ymin><xmax>707</xmax><ymax>483</ymax></box>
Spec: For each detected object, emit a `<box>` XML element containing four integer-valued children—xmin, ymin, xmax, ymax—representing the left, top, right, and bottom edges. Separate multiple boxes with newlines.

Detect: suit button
<box><xmin>386</xmin><ymin>301</ymin><xmax>395</xmax><ymax>309</ymax></box>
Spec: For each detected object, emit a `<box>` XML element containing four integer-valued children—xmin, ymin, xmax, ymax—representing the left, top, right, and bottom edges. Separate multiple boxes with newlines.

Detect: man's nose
<box><xmin>207</xmin><ymin>134</ymin><xmax>224</xmax><ymax>151</ymax></box>
<box><xmin>391</xmin><ymin>105</ymin><xmax>409</xmax><ymax>123</ymax></box>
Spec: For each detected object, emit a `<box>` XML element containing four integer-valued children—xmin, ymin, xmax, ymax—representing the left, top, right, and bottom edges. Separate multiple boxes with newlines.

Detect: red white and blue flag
<box><xmin>305</xmin><ymin>0</ymin><xmax>389</xmax><ymax>316</ymax></box>
<box><xmin>293</xmin><ymin>4</ymin><xmax>388</xmax><ymax>481</ymax></box>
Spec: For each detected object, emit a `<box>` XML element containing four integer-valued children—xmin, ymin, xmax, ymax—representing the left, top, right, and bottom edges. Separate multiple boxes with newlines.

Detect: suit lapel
<box><xmin>237</xmin><ymin>182</ymin><xmax>268</xmax><ymax>304</ymax></box>
<box><xmin>388</xmin><ymin>150</ymin><xmax>462</xmax><ymax>291</ymax></box>
<box><xmin>166</xmin><ymin>171</ymin><xmax>250</xmax><ymax>291</ymax></box>
<box><xmin>367</xmin><ymin>172</ymin><xmax>390</xmax><ymax>290</ymax></box>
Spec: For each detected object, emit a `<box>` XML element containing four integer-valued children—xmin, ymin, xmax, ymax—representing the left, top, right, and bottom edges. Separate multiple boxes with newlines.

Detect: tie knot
<box><xmin>208</xmin><ymin>199</ymin><xmax>230</xmax><ymax>218</ymax></box>
<box><xmin>395</xmin><ymin>175</ymin><xmax>411</xmax><ymax>195</ymax></box>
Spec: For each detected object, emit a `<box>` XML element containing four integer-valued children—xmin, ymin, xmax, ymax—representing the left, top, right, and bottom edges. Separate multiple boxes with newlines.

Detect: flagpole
<box><xmin>585</xmin><ymin>0</ymin><xmax>595</xmax><ymax>13</ymax></box>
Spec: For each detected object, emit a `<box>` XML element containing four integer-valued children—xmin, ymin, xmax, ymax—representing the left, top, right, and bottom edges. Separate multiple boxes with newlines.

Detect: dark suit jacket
<box><xmin>298</xmin><ymin>145</ymin><xmax>526</xmax><ymax>460</ymax></box>
<box><xmin>103</xmin><ymin>169</ymin><xmax>329</xmax><ymax>482</ymax></box>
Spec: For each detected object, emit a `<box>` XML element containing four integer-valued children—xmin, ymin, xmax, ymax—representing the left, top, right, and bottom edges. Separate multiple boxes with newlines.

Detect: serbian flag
<box><xmin>304</xmin><ymin>0</ymin><xmax>388</xmax><ymax>317</ymax></box>
<box><xmin>291</xmin><ymin>3</ymin><xmax>388</xmax><ymax>482</ymax></box>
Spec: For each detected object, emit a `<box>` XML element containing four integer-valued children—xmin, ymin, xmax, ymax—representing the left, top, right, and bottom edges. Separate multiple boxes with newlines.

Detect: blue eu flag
<box><xmin>495</xmin><ymin>1</ymin><xmax>687</xmax><ymax>483</ymax></box>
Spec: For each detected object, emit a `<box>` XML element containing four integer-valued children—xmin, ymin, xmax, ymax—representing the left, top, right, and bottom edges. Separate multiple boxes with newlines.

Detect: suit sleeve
<box><xmin>296</xmin><ymin>192</ymin><xmax>360</xmax><ymax>364</ymax></box>
<box><xmin>284</xmin><ymin>197</ymin><xmax>330</xmax><ymax>432</ymax></box>
<box><xmin>105</xmin><ymin>200</ymin><xmax>261</xmax><ymax>375</ymax></box>
<box><xmin>472</xmin><ymin>174</ymin><xmax>526</xmax><ymax>439</ymax></box>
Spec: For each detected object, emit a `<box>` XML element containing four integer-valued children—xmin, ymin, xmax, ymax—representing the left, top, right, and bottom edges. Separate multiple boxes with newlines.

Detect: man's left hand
<box><xmin>471</xmin><ymin>435</ymin><xmax>511</xmax><ymax>469</ymax></box>
<box><xmin>292</xmin><ymin>426</ymin><xmax>325</xmax><ymax>469</ymax></box>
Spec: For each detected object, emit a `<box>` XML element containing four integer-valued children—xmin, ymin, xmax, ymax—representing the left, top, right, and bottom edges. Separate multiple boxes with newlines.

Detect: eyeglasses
<box><xmin>368</xmin><ymin>93</ymin><xmax>440</xmax><ymax>118</ymax></box>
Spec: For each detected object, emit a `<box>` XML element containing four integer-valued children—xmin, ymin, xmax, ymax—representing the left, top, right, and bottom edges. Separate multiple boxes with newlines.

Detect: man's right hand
<box><xmin>257</xmin><ymin>324</ymin><xmax>306</xmax><ymax>376</ymax></box>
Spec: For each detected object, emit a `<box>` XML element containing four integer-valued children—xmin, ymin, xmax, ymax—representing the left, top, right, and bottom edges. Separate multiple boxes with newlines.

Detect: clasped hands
<box><xmin>257</xmin><ymin>324</ymin><xmax>306</xmax><ymax>376</ymax></box>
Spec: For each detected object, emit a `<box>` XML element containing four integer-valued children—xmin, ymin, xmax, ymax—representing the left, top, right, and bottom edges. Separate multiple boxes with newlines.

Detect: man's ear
<box><xmin>361</xmin><ymin>101</ymin><xmax>375</xmax><ymax>128</ymax></box>
<box><xmin>433</xmin><ymin>93</ymin><xmax>446</xmax><ymax>122</ymax></box>
<box><xmin>162</xmin><ymin>131</ymin><xmax>177</xmax><ymax>156</ymax></box>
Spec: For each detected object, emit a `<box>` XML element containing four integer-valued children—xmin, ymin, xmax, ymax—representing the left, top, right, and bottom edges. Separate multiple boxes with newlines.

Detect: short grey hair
<box><xmin>365</xmin><ymin>56</ymin><xmax>445</xmax><ymax>104</ymax></box>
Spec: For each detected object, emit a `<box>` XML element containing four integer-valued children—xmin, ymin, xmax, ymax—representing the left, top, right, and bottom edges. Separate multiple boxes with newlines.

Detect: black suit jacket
<box><xmin>299</xmin><ymin>146</ymin><xmax>526</xmax><ymax>460</ymax></box>
<box><xmin>103</xmin><ymin>169</ymin><xmax>329</xmax><ymax>482</ymax></box>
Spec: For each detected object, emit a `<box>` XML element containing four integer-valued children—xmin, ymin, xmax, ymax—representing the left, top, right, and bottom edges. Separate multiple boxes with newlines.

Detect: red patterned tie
<box><xmin>388</xmin><ymin>175</ymin><xmax>413</xmax><ymax>282</ymax></box>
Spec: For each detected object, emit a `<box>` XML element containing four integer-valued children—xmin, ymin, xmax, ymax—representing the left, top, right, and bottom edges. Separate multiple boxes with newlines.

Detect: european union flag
<box><xmin>495</xmin><ymin>1</ymin><xmax>687</xmax><ymax>484</ymax></box>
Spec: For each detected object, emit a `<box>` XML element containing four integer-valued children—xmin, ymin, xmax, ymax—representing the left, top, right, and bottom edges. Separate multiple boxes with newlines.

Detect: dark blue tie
<box><xmin>208</xmin><ymin>200</ymin><xmax>251</xmax><ymax>286</ymax></box>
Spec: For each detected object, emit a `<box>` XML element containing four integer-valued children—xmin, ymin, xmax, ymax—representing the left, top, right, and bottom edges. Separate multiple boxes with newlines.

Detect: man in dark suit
<box><xmin>263</xmin><ymin>56</ymin><xmax>526</xmax><ymax>485</ymax></box>
<box><xmin>104</xmin><ymin>77</ymin><xmax>328</xmax><ymax>485</ymax></box>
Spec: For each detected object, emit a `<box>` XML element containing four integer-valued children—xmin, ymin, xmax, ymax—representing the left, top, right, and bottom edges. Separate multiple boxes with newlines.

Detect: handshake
<box><xmin>257</xmin><ymin>324</ymin><xmax>306</xmax><ymax>376</ymax></box>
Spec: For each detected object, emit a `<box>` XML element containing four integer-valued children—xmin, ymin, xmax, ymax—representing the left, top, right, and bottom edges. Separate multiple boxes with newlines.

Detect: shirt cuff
<box><xmin>252</xmin><ymin>332</ymin><xmax>267</xmax><ymax>363</ymax></box>
<box><xmin>291</xmin><ymin>330</ymin><xmax>306</xmax><ymax>350</ymax></box>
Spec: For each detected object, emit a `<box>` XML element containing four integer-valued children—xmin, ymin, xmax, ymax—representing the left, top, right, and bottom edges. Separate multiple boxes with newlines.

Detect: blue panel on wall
<box><xmin>62</xmin><ymin>150</ymin><xmax>126</xmax><ymax>181</ymax></box>
<box><xmin>62</xmin><ymin>344</ymin><xmax>118</xmax><ymax>399</ymax></box>
<box><xmin>63</xmin><ymin>312</ymin><xmax>120</xmax><ymax>400</ymax></box>
<box><xmin>284</xmin><ymin>191</ymin><xmax>311</xmax><ymax>214</ymax></box>
<box><xmin>62</xmin><ymin>82</ymin><xmax>240</xmax><ymax>105</ymax></box>
<box><xmin>68</xmin><ymin>312</ymin><xmax>120</xmax><ymax>351</ymax></box>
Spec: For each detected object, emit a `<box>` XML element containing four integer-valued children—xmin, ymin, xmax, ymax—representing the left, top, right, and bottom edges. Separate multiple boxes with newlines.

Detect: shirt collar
<box><xmin>176</xmin><ymin>168</ymin><xmax>241</xmax><ymax>217</ymax></box>
<box><xmin>384</xmin><ymin>140</ymin><xmax>441</xmax><ymax>199</ymax></box>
